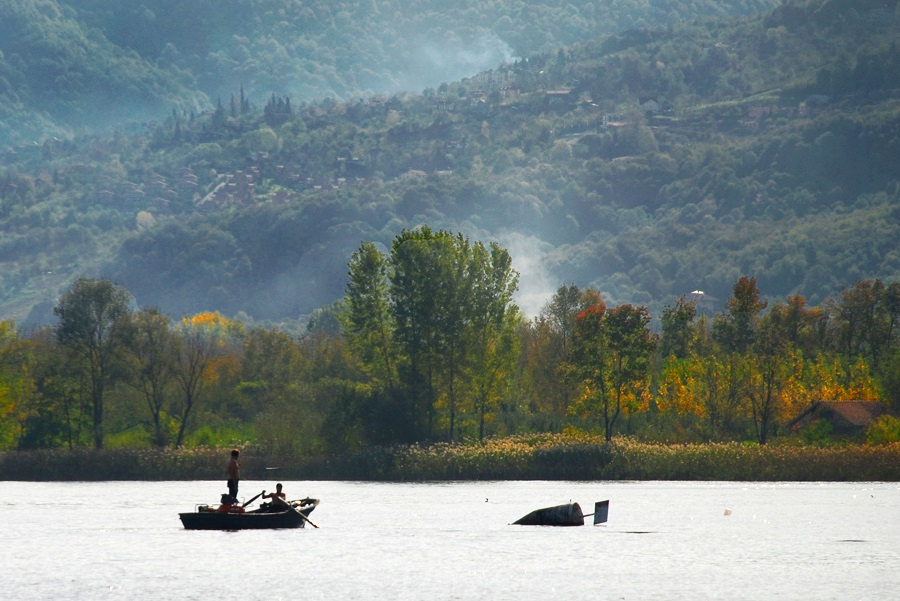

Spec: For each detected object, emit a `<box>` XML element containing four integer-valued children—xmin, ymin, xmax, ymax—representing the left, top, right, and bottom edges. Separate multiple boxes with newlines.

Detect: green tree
<box><xmin>520</xmin><ymin>317</ymin><xmax>563</xmax><ymax>428</ymax></box>
<box><xmin>243</xmin><ymin>327</ymin><xmax>319</xmax><ymax>456</ymax></box>
<box><xmin>763</xmin><ymin>295</ymin><xmax>828</xmax><ymax>358</ymax></box>
<box><xmin>240</xmin><ymin>327</ymin><xmax>304</xmax><ymax>409</ymax></box>
<box><xmin>713</xmin><ymin>276</ymin><xmax>767</xmax><ymax>353</ymax></box>
<box><xmin>465</xmin><ymin>241</ymin><xmax>521</xmax><ymax>440</ymax></box>
<box><xmin>341</xmin><ymin>242</ymin><xmax>397</xmax><ymax>392</ymax></box>
<box><xmin>659</xmin><ymin>295</ymin><xmax>698</xmax><ymax>359</ymax></box>
<box><xmin>831</xmin><ymin>279</ymin><xmax>900</xmax><ymax>370</ymax></box>
<box><xmin>19</xmin><ymin>329</ymin><xmax>87</xmax><ymax>449</ymax></box>
<box><xmin>122</xmin><ymin>307</ymin><xmax>175</xmax><ymax>447</ymax></box>
<box><xmin>546</xmin><ymin>283</ymin><xmax>587</xmax><ymax>392</ymax></box>
<box><xmin>389</xmin><ymin>227</ymin><xmax>460</xmax><ymax>440</ymax></box>
<box><xmin>343</xmin><ymin>228</ymin><xmax>521</xmax><ymax>443</ymax></box>
<box><xmin>436</xmin><ymin>233</ymin><xmax>474</xmax><ymax>441</ymax></box>
<box><xmin>54</xmin><ymin>278</ymin><xmax>132</xmax><ymax>448</ymax></box>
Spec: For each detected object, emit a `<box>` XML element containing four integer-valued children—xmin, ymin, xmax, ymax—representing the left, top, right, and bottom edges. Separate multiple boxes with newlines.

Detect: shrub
<box><xmin>866</xmin><ymin>415</ymin><xmax>900</xmax><ymax>445</ymax></box>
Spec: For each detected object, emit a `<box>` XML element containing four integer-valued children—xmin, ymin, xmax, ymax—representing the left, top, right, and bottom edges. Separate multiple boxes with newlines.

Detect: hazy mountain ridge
<box><xmin>0</xmin><ymin>0</ymin><xmax>203</xmax><ymax>145</ymax></box>
<box><xmin>1</xmin><ymin>0</ymin><xmax>898</xmax><ymax>327</ymax></box>
<box><xmin>1</xmin><ymin>0</ymin><xmax>782</xmax><ymax>148</ymax></box>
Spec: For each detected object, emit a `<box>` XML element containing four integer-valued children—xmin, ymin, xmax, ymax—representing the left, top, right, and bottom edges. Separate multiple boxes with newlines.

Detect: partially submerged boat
<box><xmin>180</xmin><ymin>497</ymin><xmax>320</xmax><ymax>530</ymax></box>
<box><xmin>513</xmin><ymin>500</ymin><xmax>609</xmax><ymax>526</ymax></box>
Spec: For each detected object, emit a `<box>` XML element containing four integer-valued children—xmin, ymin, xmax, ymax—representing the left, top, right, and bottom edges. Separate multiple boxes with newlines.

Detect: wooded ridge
<box><xmin>1</xmin><ymin>0</ymin><xmax>897</xmax><ymax>330</ymax></box>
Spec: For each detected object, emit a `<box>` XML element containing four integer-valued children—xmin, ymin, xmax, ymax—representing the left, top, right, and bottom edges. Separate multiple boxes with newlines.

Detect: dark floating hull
<box><xmin>180</xmin><ymin>499</ymin><xmax>319</xmax><ymax>530</ymax></box>
<box><xmin>514</xmin><ymin>502</ymin><xmax>585</xmax><ymax>526</ymax></box>
<box><xmin>513</xmin><ymin>500</ymin><xmax>609</xmax><ymax>526</ymax></box>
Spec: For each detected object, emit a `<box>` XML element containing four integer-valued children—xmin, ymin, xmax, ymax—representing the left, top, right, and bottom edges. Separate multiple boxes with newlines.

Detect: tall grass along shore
<box><xmin>3</xmin><ymin>435</ymin><xmax>898</xmax><ymax>482</ymax></box>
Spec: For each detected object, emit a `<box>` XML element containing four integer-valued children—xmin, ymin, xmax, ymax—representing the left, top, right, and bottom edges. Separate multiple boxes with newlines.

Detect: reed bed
<box><xmin>2</xmin><ymin>436</ymin><xmax>898</xmax><ymax>481</ymax></box>
<box><xmin>0</xmin><ymin>447</ymin><xmax>226</xmax><ymax>481</ymax></box>
<box><xmin>318</xmin><ymin>435</ymin><xmax>900</xmax><ymax>481</ymax></box>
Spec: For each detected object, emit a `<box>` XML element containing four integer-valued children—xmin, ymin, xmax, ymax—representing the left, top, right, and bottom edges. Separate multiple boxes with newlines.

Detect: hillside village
<box><xmin>100</xmin><ymin>81</ymin><xmax>839</xmax><ymax>219</ymax></box>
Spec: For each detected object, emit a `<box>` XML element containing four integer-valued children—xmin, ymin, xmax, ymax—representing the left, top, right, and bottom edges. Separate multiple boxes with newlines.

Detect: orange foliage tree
<box><xmin>569</xmin><ymin>301</ymin><xmax>656</xmax><ymax>442</ymax></box>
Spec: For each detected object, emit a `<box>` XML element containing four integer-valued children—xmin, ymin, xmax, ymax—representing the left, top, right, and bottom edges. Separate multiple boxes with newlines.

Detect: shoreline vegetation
<box><xmin>2</xmin><ymin>435</ymin><xmax>898</xmax><ymax>482</ymax></box>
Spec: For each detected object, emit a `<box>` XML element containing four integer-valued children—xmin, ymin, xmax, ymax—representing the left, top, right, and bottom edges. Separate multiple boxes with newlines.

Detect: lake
<box><xmin>2</xmin><ymin>480</ymin><xmax>897</xmax><ymax>600</ymax></box>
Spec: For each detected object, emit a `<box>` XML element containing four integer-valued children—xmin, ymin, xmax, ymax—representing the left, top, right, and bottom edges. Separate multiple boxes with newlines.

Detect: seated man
<box><xmin>261</xmin><ymin>483</ymin><xmax>289</xmax><ymax>509</ymax></box>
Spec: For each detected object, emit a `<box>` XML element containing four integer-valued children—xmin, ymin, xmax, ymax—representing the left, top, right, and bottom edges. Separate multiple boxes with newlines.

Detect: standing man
<box><xmin>226</xmin><ymin>448</ymin><xmax>241</xmax><ymax>502</ymax></box>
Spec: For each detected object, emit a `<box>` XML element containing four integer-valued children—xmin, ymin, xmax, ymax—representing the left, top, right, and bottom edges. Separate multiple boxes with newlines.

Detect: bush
<box><xmin>800</xmin><ymin>419</ymin><xmax>835</xmax><ymax>446</ymax></box>
<box><xmin>866</xmin><ymin>415</ymin><xmax>900</xmax><ymax>445</ymax></box>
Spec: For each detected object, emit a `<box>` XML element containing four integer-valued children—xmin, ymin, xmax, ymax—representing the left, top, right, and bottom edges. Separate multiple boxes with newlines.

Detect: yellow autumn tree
<box><xmin>779</xmin><ymin>348</ymin><xmax>816</xmax><ymax>414</ymax></box>
<box><xmin>805</xmin><ymin>354</ymin><xmax>880</xmax><ymax>402</ymax></box>
<box><xmin>657</xmin><ymin>356</ymin><xmax>700</xmax><ymax>416</ymax></box>
<box><xmin>780</xmin><ymin>353</ymin><xmax>881</xmax><ymax>436</ymax></box>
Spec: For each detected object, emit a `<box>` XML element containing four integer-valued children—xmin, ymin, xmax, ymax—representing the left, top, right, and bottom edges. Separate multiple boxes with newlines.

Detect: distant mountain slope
<box><xmin>1</xmin><ymin>0</ymin><xmax>781</xmax><ymax>148</ymax></box>
<box><xmin>1</xmin><ymin>0</ymin><xmax>897</xmax><ymax>326</ymax></box>
<box><xmin>0</xmin><ymin>0</ymin><xmax>204</xmax><ymax>146</ymax></box>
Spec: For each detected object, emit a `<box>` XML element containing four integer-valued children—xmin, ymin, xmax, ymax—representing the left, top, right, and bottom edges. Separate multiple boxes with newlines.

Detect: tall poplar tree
<box><xmin>342</xmin><ymin>242</ymin><xmax>397</xmax><ymax>392</ymax></box>
<box><xmin>54</xmin><ymin>278</ymin><xmax>131</xmax><ymax>448</ymax></box>
<box><xmin>344</xmin><ymin>227</ymin><xmax>520</xmax><ymax>442</ymax></box>
<box><xmin>467</xmin><ymin>241</ymin><xmax>521</xmax><ymax>440</ymax></box>
<box><xmin>390</xmin><ymin>227</ymin><xmax>452</xmax><ymax>439</ymax></box>
<box><xmin>711</xmin><ymin>276</ymin><xmax>768</xmax><ymax>438</ymax></box>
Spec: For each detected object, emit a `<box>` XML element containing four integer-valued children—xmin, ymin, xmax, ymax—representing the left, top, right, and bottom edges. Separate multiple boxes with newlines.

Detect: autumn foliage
<box><xmin>0</xmin><ymin>269</ymin><xmax>897</xmax><ymax>455</ymax></box>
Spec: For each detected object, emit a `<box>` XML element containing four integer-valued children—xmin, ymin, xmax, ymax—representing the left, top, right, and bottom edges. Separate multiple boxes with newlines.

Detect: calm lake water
<box><xmin>2</xmin><ymin>480</ymin><xmax>898</xmax><ymax>600</ymax></box>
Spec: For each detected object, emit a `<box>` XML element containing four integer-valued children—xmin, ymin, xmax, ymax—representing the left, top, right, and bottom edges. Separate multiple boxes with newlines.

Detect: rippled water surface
<box><xmin>3</xmin><ymin>480</ymin><xmax>898</xmax><ymax>600</ymax></box>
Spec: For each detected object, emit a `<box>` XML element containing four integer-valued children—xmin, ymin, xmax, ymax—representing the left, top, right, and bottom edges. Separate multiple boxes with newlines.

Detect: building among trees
<box><xmin>789</xmin><ymin>401</ymin><xmax>891</xmax><ymax>439</ymax></box>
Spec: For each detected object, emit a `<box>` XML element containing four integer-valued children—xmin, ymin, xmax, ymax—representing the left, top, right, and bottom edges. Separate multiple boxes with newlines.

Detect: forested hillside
<box><xmin>1</xmin><ymin>0</ymin><xmax>780</xmax><ymax>149</ymax></box>
<box><xmin>1</xmin><ymin>0</ymin><xmax>899</xmax><ymax>455</ymax></box>
<box><xmin>1</xmin><ymin>0</ymin><xmax>898</xmax><ymax>328</ymax></box>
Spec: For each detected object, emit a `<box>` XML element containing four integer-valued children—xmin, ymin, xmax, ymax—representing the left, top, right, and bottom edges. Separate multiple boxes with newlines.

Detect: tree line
<box><xmin>1</xmin><ymin>229</ymin><xmax>897</xmax><ymax>452</ymax></box>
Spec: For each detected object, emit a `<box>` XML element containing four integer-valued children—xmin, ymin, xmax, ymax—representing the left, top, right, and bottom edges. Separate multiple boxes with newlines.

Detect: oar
<box><xmin>242</xmin><ymin>490</ymin><xmax>264</xmax><ymax>508</ymax></box>
<box><xmin>289</xmin><ymin>499</ymin><xmax>319</xmax><ymax>528</ymax></box>
<box><xmin>292</xmin><ymin>505</ymin><xmax>319</xmax><ymax>528</ymax></box>
<box><xmin>581</xmin><ymin>500</ymin><xmax>610</xmax><ymax>525</ymax></box>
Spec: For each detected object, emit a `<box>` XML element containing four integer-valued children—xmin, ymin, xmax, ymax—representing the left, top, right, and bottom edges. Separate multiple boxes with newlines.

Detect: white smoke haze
<box><xmin>496</xmin><ymin>230</ymin><xmax>557</xmax><ymax>319</ymax></box>
<box><xmin>404</xmin><ymin>32</ymin><xmax>518</xmax><ymax>92</ymax></box>
<box><xmin>440</xmin><ymin>33</ymin><xmax>518</xmax><ymax>72</ymax></box>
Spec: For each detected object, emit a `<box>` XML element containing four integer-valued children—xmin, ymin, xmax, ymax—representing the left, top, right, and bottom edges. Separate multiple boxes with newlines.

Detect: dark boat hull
<box><xmin>180</xmin><ymin>500</ymin><xmax>318</xmax><ymax>530</ymax></box>
<box><xmin>513</xmin><ymin>502</ymin><xmax>584</xmax><ymax>526</ymax></box>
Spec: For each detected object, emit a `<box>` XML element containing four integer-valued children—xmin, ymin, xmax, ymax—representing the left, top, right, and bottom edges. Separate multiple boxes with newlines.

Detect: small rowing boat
<box><xmin>180</xmin><ymin>497</ymin><xmax>319</xmax><ymax>530</ymax></box>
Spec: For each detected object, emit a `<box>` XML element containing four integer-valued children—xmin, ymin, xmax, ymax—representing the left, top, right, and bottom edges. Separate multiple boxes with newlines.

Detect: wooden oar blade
<box><xmin>293</xmin><ymin>505</ymin><xmax>319</xmax><ymax>528</ymax></box>
<box><xmin>242</xmin><ymin>490</ymin><xmax>264</xmax><ymax>508</ymax></box>
<box><xmin>289</xmin><ymin>499</ymin><xmax>320</xmax><ymax>528</ymax></box>
<box><xmin>593</xmin><ymin>500</ymin><xmax>609</xmax><ymax>525</ymax></box>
